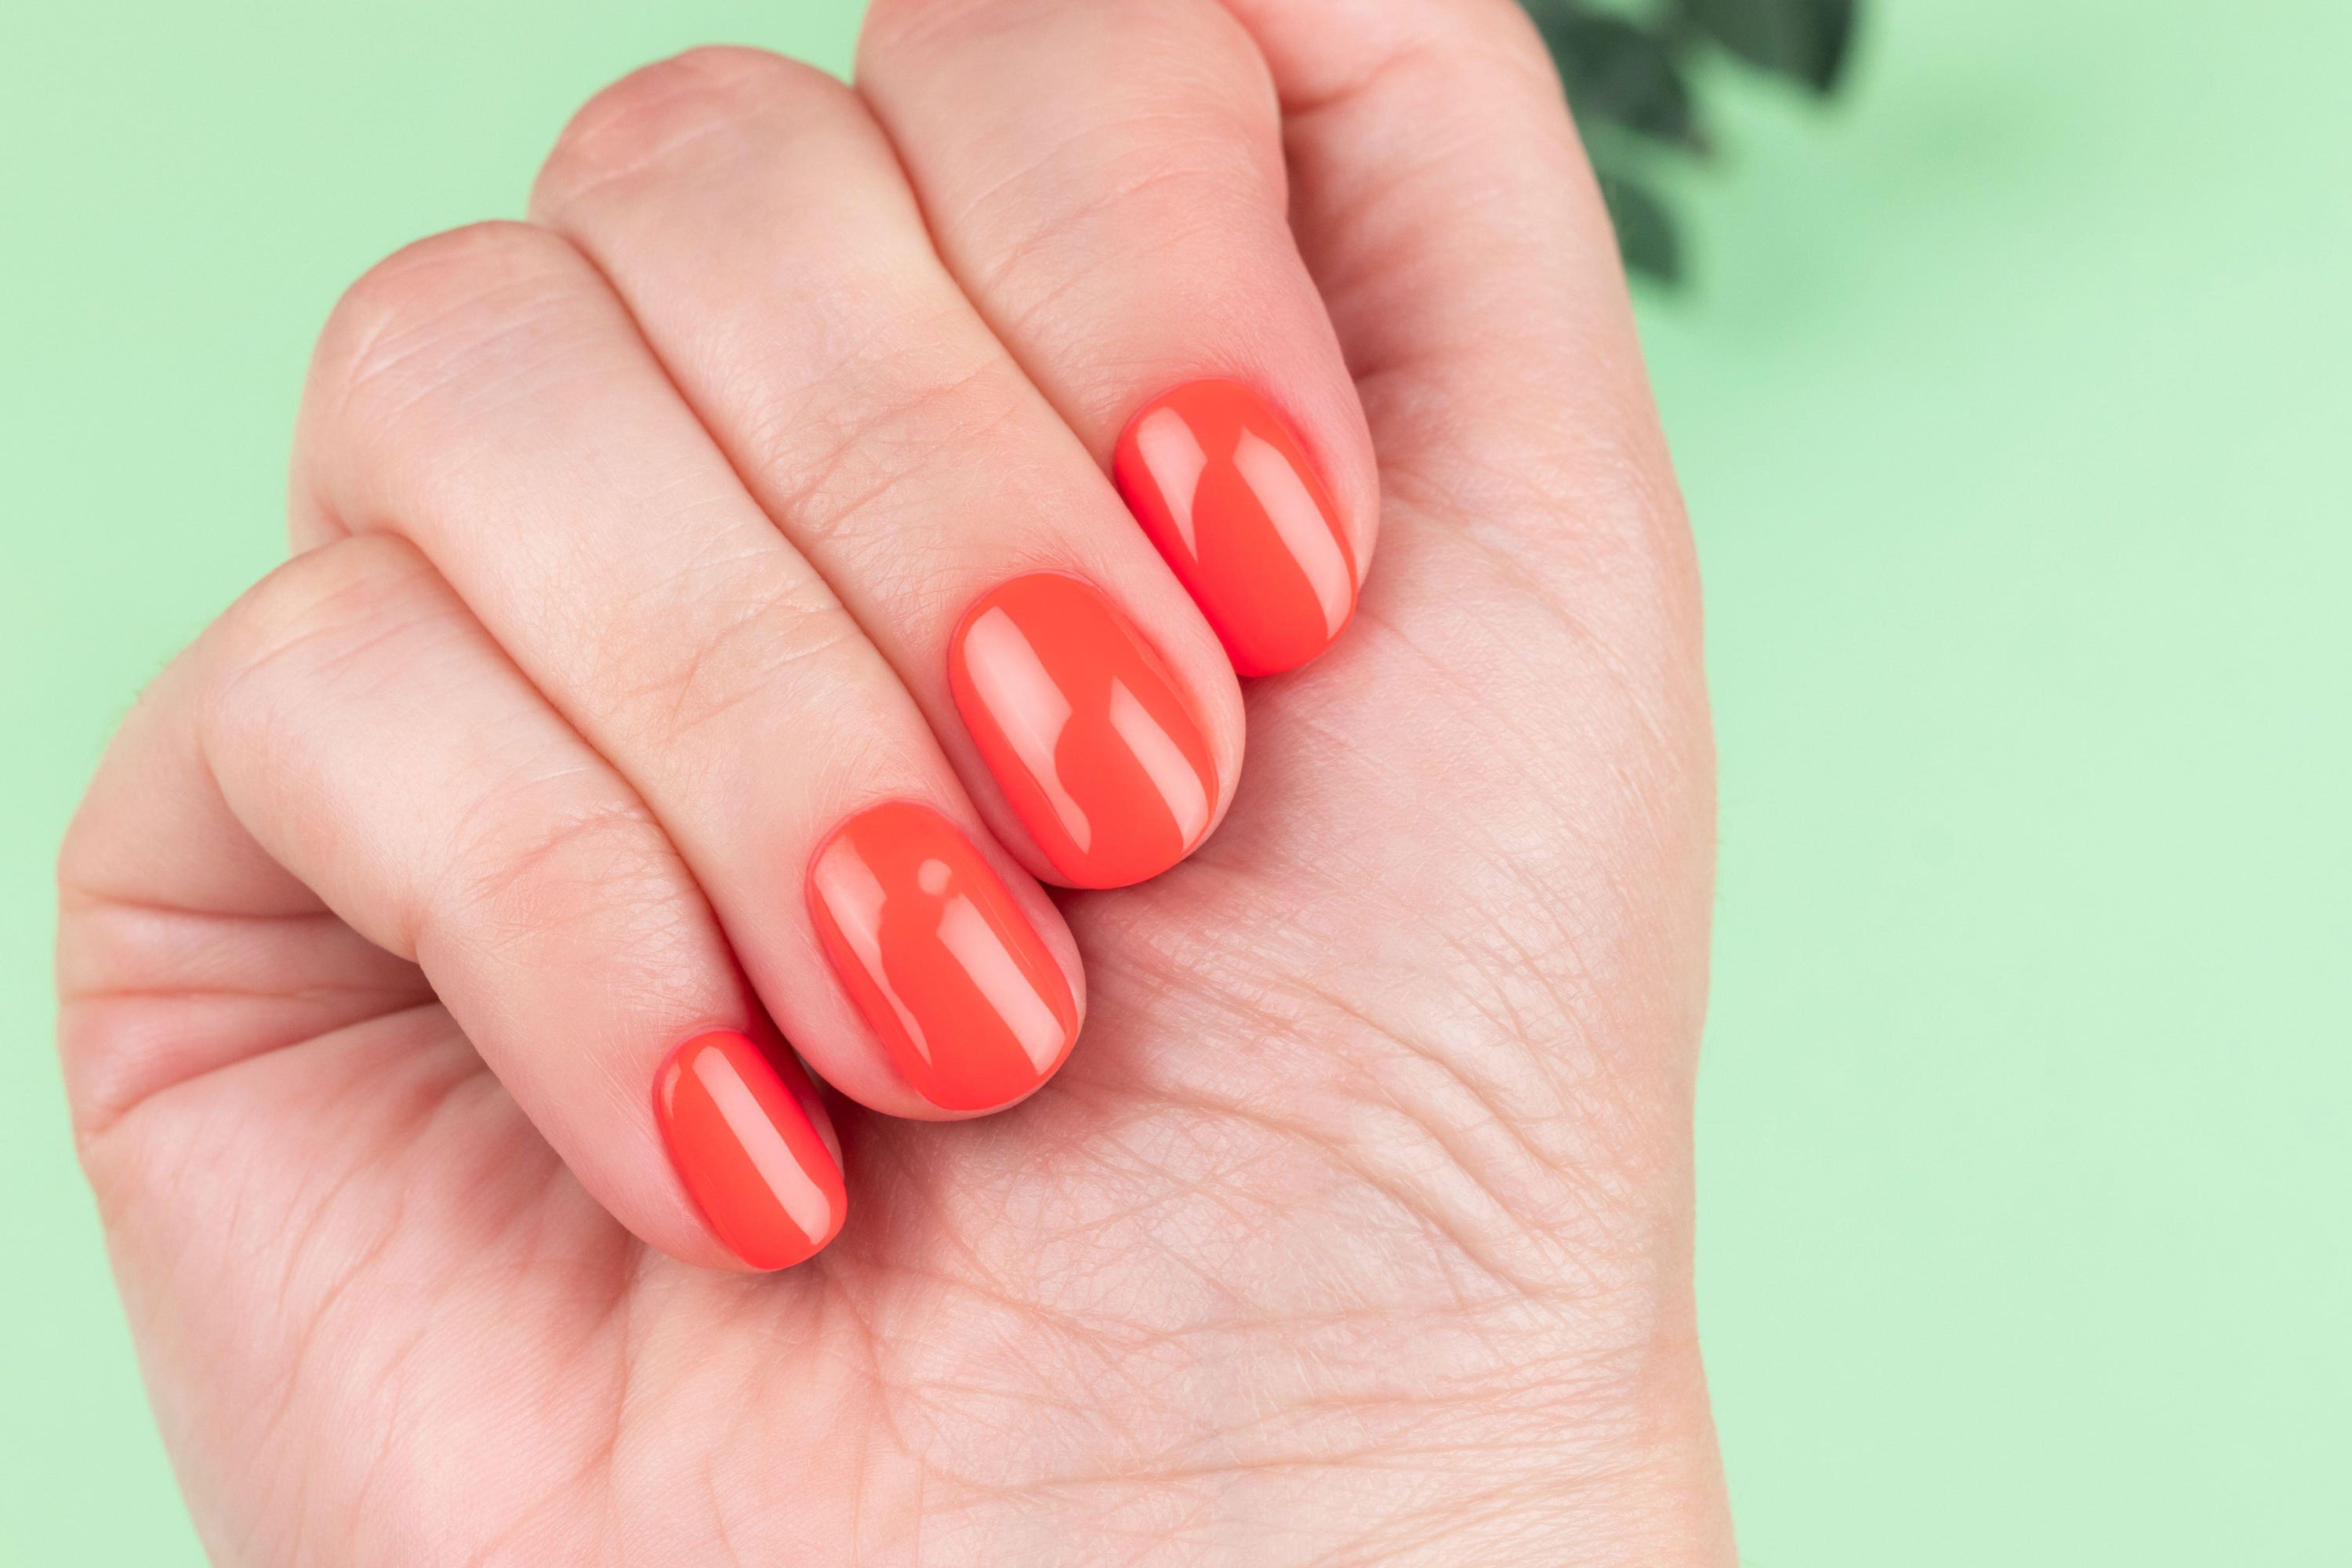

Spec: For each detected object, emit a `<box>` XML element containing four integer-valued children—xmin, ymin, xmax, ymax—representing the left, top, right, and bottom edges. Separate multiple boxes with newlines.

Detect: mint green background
<box><xmin>5</xmin><ymin>0</ymin><xmax>2347</xmax><ymax>1560</ymax></box>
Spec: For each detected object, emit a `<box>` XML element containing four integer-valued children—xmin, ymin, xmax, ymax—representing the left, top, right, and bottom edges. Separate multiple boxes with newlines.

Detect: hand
<box><xmin>56</xmin><ymin>0</ymin><xmax>1724</xmax><ymax>1560</ymax></box>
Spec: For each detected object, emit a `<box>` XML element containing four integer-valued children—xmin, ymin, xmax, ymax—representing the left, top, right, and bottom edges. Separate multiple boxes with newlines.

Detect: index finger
<box><xmin>855</xmin><ymin>0</ymin><xmax>1377</xmax><ymax>678</ymax></box>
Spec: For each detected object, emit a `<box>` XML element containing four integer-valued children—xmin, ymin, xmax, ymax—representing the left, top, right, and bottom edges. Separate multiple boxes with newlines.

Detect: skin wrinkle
<box><xmin>321</xmin><ymin>243</ymin><xmax>603</xmax><ymax>465</ymax></box>
<box><xmin>347</xmin><ymin>1098</ymin><xmax>618</xmax><ymax>1565</ymax></box>
<box><xmin>952</xmin><ymin>130</ymin><xmax>1279</xmax><ymax>334</ymax></box>
<box><xmin>426</xmin><ymin>799</ymin><xmax>671</xmax><ymax>953</ymax></box>
<box><xmin>575</xmin><ymin>482</ymin><xmax>776</xmax><ymax>628</ymax></box>
<box><xmin>1110</xmin><ymin>832</ymin><xmax>1646</xmax><ymax>1189</ymax></box>
<box><xmin>1124</xmin><ymin>888</ymin><xmax>1656</xmax><ymax>1171</ymax></box>
<box><xmin>58</xmin><ymin>947</ymin><xmax>415</xmax><ymax>1007</ymax></box>
<box><xmin>1029</xmin><ymin>1183</ymin><xmax>1287</xmax><ymax>1338</ymax></box>
<box><xmin>54</xmin><ymin>885</ymin><xmax>337</xmax><ymax>924</ymax></box>
<box><xmin>1020</xmin><ymin>1122</ymin><xmax>1312</xmax><ymax>1283</ymax></box>
<box><xmin>715</xmin><ymin>289</ymin><xmax>987</xmax><ymax>489</ymax></box>
<box><xmin>1378</xmin><ymin>465</ymin><xmax>1692</xmax><ymax>700</ymax></box>
<box><xmin>1392</xmin><ymin>874</ymin><xmax>1680</xmax><ymax>1106</ymax></box>
<box><xmin>978</xmin><ymin>177</ymin><xmax>1275</xmax><ymax>361</ymax></box>
<box><xmin>1110</xmin><ymin>1001</ymin><xmax>1571</xmax><ymax>1232</ymax></box>
<box><xmin>764</xmin><ymin>393</ymin><xmax>1044</xmax><ymax>608</ymax></box>
<box><xmin>842</xmin><ymin>1105</ymin><xmax>1562</xmax><ymax>1495</ymax></box>
<box><xmin>1035</xmin><ymin>931</ymin><xmax>1693</xmax><ymax>1439</ymax></box>
<box><xmin>940</xmin><ymin>85</ymin><xmax>1276</xmax><ymax>238</ymax></box>
<box><xmin>1333</xmin><ymin>596</ymin><xmax>1660</xmax><ymax>835</ymax></box>
<box><xmin>244</xmin><ymin>1163</ymin><xmax>419</xmax><ymax>1549</ymax></box>
<box><xmin>208</xmin><ymin>568</ymin><xmax>456</xmax><ymax>762</ymax></box>
<box><xmin>1271</xmin><ymin>622</ymin><xmax>1705</xmax><ymax>1063</ymax></box>
<box><xmin>538</xmin><ymin>53</ymin><xmax>837</xmax><ymax>220</ymax></box>
<box><xmin>1153</xmin><ymin>1089</ymin><xmax>1546</xmax><ymax>1302</ymax></box>
<box><xmin>719</xmin><ymin>335</ymin><xmax>1037</xmax><ymax>564</ymax></box>
<box><xmin>614</xmin><ymin>583</ymin><xmax>868</xmax><ymax>753</ymax></box>
<box><xmin>1264</xmin><ymin>969</ymin><xmax>1618</xmax><ymax>1235</ymax></box>
<box><xmin>56</xmin><ymin>967</ymin><xmax>436</xmax><ymax>1140</ymax></box>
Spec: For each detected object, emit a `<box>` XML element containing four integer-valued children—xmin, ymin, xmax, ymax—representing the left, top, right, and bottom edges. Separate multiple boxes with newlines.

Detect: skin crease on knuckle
<box><xmin>307</xmin><ymin>224</ymin><xmax>595</xmax><ymax>459</ymax></box>
<box><xmin>53</xmin><ymin>2</ymin><xmax>1736</xmax><ymax>1561</ymax></box>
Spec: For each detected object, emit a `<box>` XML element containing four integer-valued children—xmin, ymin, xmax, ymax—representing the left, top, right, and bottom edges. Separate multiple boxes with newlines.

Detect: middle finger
<box><xmin>531</xmin><ymin>48</ymin><xmax>1240</xmax><ymax>891</ymax></box>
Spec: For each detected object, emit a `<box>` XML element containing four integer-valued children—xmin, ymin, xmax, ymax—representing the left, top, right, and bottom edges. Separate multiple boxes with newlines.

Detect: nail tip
<box><xmin>1227</xmin><ymin>628</ymin><xmax>1341</xmax><ymax>679</ymax></box>
<box><xmin>1051</xmin><ymin>845</ymin><xmax>1192</xmax><ymax>889</ymax></box>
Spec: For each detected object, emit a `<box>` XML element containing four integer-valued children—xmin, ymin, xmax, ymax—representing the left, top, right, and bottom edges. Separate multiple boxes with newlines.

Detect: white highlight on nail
<box><xmin>1108</xmin><ymin>678</ymin><xmax>1210</xmax><ymax>850</ymax></box>
<box><xmin>1233</xmin><ymin>430</ymin><xmax>1352</xmax><ymax>636</ymax></box>
<box><xmin>1134</xmin><ymin>405</ymin><xmax>1209</xmax><ymax>557</ymax></box>
<box><xmin>812</xmin><ymin>849</ymin><xmax>932</xmax><ymax>1065</ymax></box>
<box><xmin>937</xmin><ymin>895</ymin><xmax>1065</xmax><ymax>1073</ymax></box>
<box><xmin>964</xmin><ymin>606</ymin><xmax>1091</xmax><ymax>854</ymax></box>
<box><xmin>693</xmin><ymin>1047</ymin><xmax>833</xmax><ymax>1243</ymax></box>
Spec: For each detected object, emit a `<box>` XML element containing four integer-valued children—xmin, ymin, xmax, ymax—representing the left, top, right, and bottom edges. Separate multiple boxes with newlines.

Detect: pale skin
<box><xmin>54</xmin><ymin>0</ymin><xmax>1729</xmax><ymax>1561</ymax></box>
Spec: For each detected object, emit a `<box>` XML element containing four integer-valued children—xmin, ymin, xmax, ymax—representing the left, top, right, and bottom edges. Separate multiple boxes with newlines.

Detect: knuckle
<box><xmin>535</xmin><ymin>45</ymin><xmax>852</xmax><ymax>212</ymax></box>
<box><xmin>213</xmin><ymin>535</ymin><xmax>437</xmax><ymax>682</ymax></box>
<box><xmin>857</xmin><ymin>0</ymin><xmax>1014</xmax><ymax>58</ymax></box>
<box><xmin>205</xmin><ymin>536</ymin><xmax>445</xmax><ymax>737</ymax></box>
<box><xmin>1397</xmin><ymin>0</ymin><xmax>1566</xmax><ymax>104</ymax></box>
<box><xmin>862</xmin><ymin>0</ymin><xmax>1256</xmax><ymax>81</ymax></box>
<box><xmin>609</xmin><ymin>572</ymin><xmax>869</xmax><ymax>751</ymax></box>
<box><xmin>860</xmin><ymin>1</ymin><xmax>1280</xmax><ymax>296</ymax></box>
<box><xmin>742</xmin><ymin>343</ymin><xmax>1018</xmax><ymax>546</ymax></box>
<box><xmin>1468</xmin><ymin>0</ymin><xmax>1568</xmax><ymax>88</ymax></box>
<box><xmin>309</xmin><ymin>221</ymin><xmax>594</xmax><ymax>443</ymax></box>
<box><xmin>432</xmin><ymin>794</ymin><xmax>691</xmax><ymax>973</ymax></box>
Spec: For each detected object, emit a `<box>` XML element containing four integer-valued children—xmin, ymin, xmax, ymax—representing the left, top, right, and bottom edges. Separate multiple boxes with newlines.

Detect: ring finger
<box><xmin>529</xmin><ymin>49</ymin><xmax>1243</xmax><ymax>889</ymax></box>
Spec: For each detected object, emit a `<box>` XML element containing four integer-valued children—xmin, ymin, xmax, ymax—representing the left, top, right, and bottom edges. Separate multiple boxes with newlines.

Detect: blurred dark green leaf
<box><xmin>1596</xmin><ymin>169</ymin><xmax>1682</xmax><ymax>284</ymax></box>
<box><xmin>1530</xmin><ymin>9</ymin><xmax>1697</xmax><ymax>148</ymax></box>
<box><xmin>1673</xmin><ymin>0</ymin><xmax>1857</xmax><ymax>92</ymax></box>
<box><xmin>1520</xmin><ymin>0</ymin><xmax>1861</xmax><ymax>284</ymax></box>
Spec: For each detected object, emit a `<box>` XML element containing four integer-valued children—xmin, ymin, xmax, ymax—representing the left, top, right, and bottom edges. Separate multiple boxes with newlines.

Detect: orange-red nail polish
<box><xmin>810</xmin><ymin>800</ymin><xmax>1079</xmax><ymax>1112</ymax></box>
<box><xmin>948</xmin><ymin>572</ymin><xmax>1218</xmax><ymax>888</ymax></box>
<box><xmin>655</xmin><ymin>1029</ymin><xmax>844</xmax><ymax>1270</ymax></box>
<box><xmin>1114</xmin><ymin>379</ymin><xmax>1357</xmax><ymax>677</ymax></box>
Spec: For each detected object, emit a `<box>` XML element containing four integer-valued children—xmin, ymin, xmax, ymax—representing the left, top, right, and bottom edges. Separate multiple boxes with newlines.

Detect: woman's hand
<box><xmin>56</xmin><ymin>0</ymin><xmax>1725</xmax><ymax>1560</ymax></box>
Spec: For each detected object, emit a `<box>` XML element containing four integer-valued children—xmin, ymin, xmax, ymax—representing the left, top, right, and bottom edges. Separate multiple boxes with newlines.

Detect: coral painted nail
<box><xmin>810</xmin><ymin>800</ymin><xmax>1079</xmax><ymax>1112</ymax></box>
<box><xmin>949</xmin><ymin>572</ymin><xmax>1218</xmax><ymax>888</ymax></box>
<box><xmin>655</xmin><ymin>1029</ymin><xmax>844</xmax><ymax>1270</ymax></box>
<box><xmin>1114</xmin><ymin>379</ymin><xmax>1357</xmax><ymax>677</ymax></box>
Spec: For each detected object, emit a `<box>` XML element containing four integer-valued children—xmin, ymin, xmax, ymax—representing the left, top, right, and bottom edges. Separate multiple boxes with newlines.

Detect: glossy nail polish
<box><xmin>810</xmin><ymin>800</ymin><xmax>1079</xmax><ymax>1112</ymax></box>
<box><xmin>655</xmin><ymin>1029</ymin><xmax>844</xmax><ymax>1270</ymax></box>
<box><xmin>1113</xmin><ymin>379</ymin><xmax>1357</xmax><ymax>677</ymax></box>
<box><xmin>949</xmin><ymin>572</ymin><xmax>1217</xmax><ymax>888</ymax></box>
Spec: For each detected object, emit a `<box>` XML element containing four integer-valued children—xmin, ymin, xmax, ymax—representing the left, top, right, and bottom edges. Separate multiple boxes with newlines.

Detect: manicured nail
<box><xmin>809</xmin><ymin>800</ymin><xmax>1080</xmax><ymax>1112</ymax></box>
<box><xmin>655</xmin><ymin>1029</ymin><xmax>844</xmax><ymax>1270</ymax></box>
<box><xmin>948</xmin><ymin>571</ymin><xmax>1217</xmax><ymax>888</ymax></box>
<box><xmin>1114</xmin><ymin>378</ymin><xmax>1357</xmax><ymax>677</ymax></box>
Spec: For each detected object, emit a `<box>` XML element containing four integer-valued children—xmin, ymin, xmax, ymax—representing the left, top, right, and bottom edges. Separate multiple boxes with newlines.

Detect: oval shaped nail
<box><xmin>1114</xmin><ymin>379</ymin><xmax>1356</xmax><ymax>677</ymax></box>
<box><xmin>948</xmin><ymin>572</ymin><xmax>1217</xmax><ymax>888</ymax></box>
<box><xmin>810</xmin><ymin>800</ymin><xmax>1079</xmax><ymax>1112</ymax></box>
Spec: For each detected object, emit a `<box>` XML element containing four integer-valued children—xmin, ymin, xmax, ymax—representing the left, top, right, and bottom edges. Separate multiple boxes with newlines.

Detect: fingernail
<box><xmin>1114</xmin><ymin>379</ymin><xmax>1357</xmax><ymax>677</ymax></box>
<box><xmin>949</xmin><ymin>572</ymin><xmax>1218</xmax><ymax>887</ymax></box>
<box><xmin>809</xmin><ymin>800</ymin><xmax>1080</xmax><ymax>1112</ymax></box>
<box><xmin>655</xmin><ymin>1029</ymin><xmax>844</xmax><ymax>1270</ymax></box>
